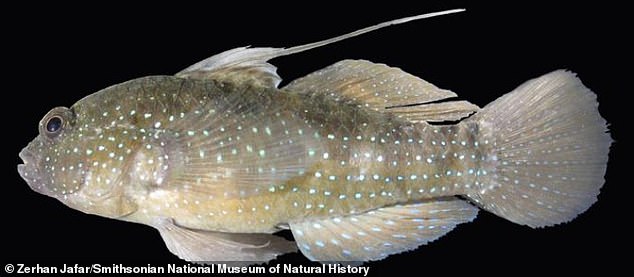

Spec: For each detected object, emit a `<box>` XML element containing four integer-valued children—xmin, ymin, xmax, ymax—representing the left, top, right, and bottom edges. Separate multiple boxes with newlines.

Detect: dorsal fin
<box><xmin>176</xmin><ymin>9</ymin><xmax>465</xmax><ymax>87</ymax></box>
<box><xmin>284</xmin><ymin>59</ymin><xmax>479</xmax><ymax>122</ymax></box>
<box><xmin>284</xmin><ymin>59</ymin><xmax>457</xmax><ymax>108</ymax></box>
<box><xmin>388</xmin><ymin>100</ymin><xmax>480</xmax><ymax>123</ymax></box>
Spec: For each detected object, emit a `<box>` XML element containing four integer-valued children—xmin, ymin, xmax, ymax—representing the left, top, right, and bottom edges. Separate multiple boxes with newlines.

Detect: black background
<box><xmin>4</xmin><ymin>1</ymin><xmax>627</xmax><ymax>276</ymax></box>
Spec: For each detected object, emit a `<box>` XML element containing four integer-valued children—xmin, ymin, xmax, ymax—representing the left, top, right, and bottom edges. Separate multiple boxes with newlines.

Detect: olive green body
<box><xmin>67</xmin><ymin>76</ymin><xmax>486</xmax><ymax>232</ymax></box>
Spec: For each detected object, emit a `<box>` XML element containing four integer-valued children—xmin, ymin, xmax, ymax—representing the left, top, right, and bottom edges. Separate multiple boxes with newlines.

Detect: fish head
<box><xmin>19</xmin><ymin>107</ymin><xmax>81</xmax><ymax>197</ymax></box>
<box><xmin>18</xmin><ymin>105</ymin><xmax>137</xmax><ymax>218</ymax></box>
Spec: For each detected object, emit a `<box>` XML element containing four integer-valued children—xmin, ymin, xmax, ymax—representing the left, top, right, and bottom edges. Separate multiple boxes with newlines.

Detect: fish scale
<box><xmin>279</xmin><ymin>125</ymin><xmax>484</xmax><ymax>220</ymax></box>
<box><xmin>18</xmin><ymin>9</ymin><xmax>610</xmax><ymax>264</ymax></box>
<box><xmin>114</xmin><ymin>77</ymin><xmax>483</xmax><ymax>233</ymax></box>
<box><xmin>277</xmin><ymin>112</ymin><xmax>485</xmax><ymax>223</ymax></box>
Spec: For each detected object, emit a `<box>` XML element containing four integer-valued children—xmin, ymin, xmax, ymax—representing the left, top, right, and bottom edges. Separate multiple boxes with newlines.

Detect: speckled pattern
<box><xmin>17</xmin><ymin>11</ymin><xmax>611</xmax><ymax>264</ymax></box>
<box><xmin>19</xmin><ymin>75</ymin><xmax>489</xmax><ymax>231</ymax></box>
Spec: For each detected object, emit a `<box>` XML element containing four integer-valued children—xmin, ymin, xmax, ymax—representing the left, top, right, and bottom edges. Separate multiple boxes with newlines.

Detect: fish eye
<box><xmin>40</xmin><ymin>107</ymin><xmax>73</xmax><ymax>139</ymax></box>
<box><xmin>46</xmin><ymin>116</ymin><xmax>63</xmax><ymax>134</ymax></box>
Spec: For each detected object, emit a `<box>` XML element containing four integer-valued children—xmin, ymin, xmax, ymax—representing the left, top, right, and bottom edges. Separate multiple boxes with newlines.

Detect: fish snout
<box><xmin>18</xmin><ymin>148</ymin><xmax>48</xmax><ymax>195</ymax></box>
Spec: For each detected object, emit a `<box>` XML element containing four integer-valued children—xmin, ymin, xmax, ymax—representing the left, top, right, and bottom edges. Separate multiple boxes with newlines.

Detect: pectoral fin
<box><xmin>153</xmin><ymin>218</ymin><xmax>296</xmax><ymax>264</ymax></box>
<box><xmin>288</xmin><ymin>197</ymin><xmax>477</xmax><ymax>262</ymax></box>
<box><xmin>161</xmin><ymin>91</ymin><xmax>325</xmax><ymax>199</ymax></box>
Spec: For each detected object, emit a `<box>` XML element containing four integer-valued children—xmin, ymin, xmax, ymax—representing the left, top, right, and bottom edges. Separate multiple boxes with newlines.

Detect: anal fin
<box><xmin>288</xmin><ymin>197</ymin><xmax>477</xmax><ymax>262</ymax></box>
<box><xmin>153</xmin><ymin>218</ymin><xmax>296</xmax><ymax>265</ymax></box>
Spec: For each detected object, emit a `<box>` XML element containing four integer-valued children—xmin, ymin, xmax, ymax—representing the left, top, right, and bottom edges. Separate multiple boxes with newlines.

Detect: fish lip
<box><xmin>17</xmin><ymin>163</ymin><xmax>27</xmax><ymax>177</ymax></box>
<box><xmin>18</xmin><ymin>148</ymin><xmax>47</xmax><ymax>195</ymax></box>
<box><xmin>18</xmin><ymin>147</ymin><xmax>32</xmax><ymax>165</ymax></box>
<box><xmin>18</xmin><ymin>147</ymin><xmax>35</xmax><ymax>171</ymax></box>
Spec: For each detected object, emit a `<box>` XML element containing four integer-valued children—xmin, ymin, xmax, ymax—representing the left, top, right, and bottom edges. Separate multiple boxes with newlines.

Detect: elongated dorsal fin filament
<box><xmin>177</xmin><ymin>9</ymin><xmax>466</xmax><ymax>87</ymax></box>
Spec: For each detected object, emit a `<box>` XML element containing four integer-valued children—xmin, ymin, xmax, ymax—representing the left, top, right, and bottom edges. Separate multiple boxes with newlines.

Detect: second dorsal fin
<box><xmin>389</xmin><ymin>100</ymin><xmax>480</xmax><ymax>123</ymax></box>
<box><xmin>284</xmin><ymin>59</ymin><xmax>479</xmax><ymax>122</ymax></box>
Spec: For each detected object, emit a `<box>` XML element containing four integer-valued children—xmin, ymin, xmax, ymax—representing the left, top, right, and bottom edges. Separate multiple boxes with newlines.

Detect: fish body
<box><xmin>18</xmin><ymin>9</ymin><xmax>611</xmax><ymax>263</ymax></box>
<box><xmin>80</xmin><ymin>75</ymin><xmax>480</xmax><ymax>233</ymax></box>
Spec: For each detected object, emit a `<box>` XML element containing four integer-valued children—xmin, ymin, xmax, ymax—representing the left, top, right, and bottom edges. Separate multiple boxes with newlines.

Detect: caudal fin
<box><xmin>464</xmin><ymin>70</ymin><xmax>611</xmax><ymax>228</ymax></box>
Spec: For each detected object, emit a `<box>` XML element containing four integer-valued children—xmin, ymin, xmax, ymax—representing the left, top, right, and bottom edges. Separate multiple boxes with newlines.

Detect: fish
<box><xmin>17</xmin><ymin>8</ymin><xmax>612</xmax><ymax>264</ymax></box>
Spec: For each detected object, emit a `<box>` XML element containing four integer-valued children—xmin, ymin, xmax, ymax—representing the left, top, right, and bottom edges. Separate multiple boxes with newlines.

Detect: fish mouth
<box><xmin>18</xmin><ymin>148</ymin><xmax>48</xmax><ymax>195</ymax></box>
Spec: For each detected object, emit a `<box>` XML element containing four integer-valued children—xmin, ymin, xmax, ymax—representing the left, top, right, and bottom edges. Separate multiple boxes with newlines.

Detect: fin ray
<box><xmin>288</xmin><ymin>197</ymin><xmax>477</xmax><ymax>261</ymax></box>
<box><xmin>464</xmin><ymin>70</ymin><xmax>611</xmax><ymax>227</ymax></box>
<box><xmin>162</xmin><ymin>87</ymin><xmax>324</xmax><ymax>199</ymax></box>
<box><xmin>176</xmin><ymin>10</ymin><xmax>465</xmax><ymax>87</ymax></box>
<box><xmin>284</xmin><ymin>60</ymin><xmax>457</xmax><ymax>108</ymax></box>
<box><xmin>285</xmin><ymin>59</ymin><xmax>479</xmax><ymax>122</ymax></box>
<box><xmin>153</xmin><ymin>218</ymin><xmax>296</xmax><ymax>264</ymax></box>
<box><xmin>389</xmin><ymin>100</ymin><xmax>479</xmax><ymax>122</ymax></box>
